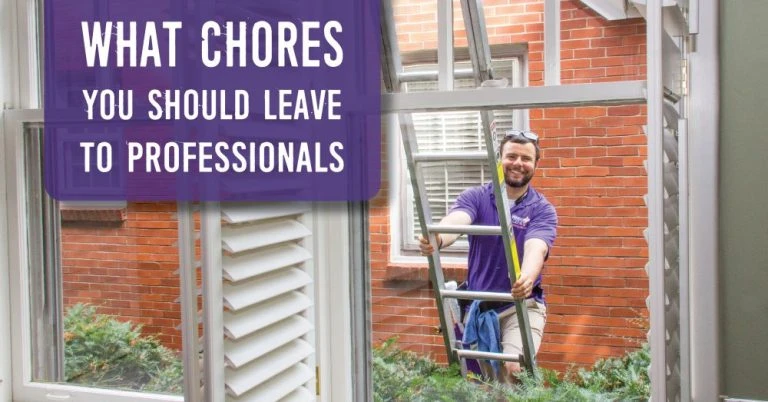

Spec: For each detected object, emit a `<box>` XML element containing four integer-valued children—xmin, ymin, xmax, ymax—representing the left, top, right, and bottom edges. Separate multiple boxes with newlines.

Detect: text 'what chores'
<box><xmin>44</xmin><ymin>1</ymin><xmax>380</xmax><ymax>201</ymax></box>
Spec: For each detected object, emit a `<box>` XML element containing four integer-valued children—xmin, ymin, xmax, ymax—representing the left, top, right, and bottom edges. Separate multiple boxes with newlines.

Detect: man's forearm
<box><xmin>435</xmin><ymin>211</ymin><xmax>472</xmax><ymax>249</ymax></box>
<box><xmin>520</xmin><ymin>238</ymin><xmax>548</xmax><ymax>280</ymax></box>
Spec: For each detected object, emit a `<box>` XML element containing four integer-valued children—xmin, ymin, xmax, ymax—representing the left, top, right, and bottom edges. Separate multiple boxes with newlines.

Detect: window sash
<box><xmin>3</xmin><ymin>110</ymin><xmax>184</xmax><ymax>402</ymax></box>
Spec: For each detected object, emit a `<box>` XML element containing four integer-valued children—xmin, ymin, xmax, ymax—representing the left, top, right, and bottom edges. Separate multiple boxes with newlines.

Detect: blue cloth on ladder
<box><xmin>461</xmin><ymin>300</ymin><xmax>502</xmax><ymax>375</ymax></box>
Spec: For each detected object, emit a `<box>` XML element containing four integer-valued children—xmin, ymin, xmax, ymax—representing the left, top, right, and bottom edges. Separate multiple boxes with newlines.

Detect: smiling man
<box><xmin>419</xmin><ymin>129</ymin><xmax>558</xmax><ymax>383</ymax></box>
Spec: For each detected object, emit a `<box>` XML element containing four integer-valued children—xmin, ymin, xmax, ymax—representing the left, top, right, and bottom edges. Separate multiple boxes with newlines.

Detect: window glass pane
<box><xmin>24</xmin><ymin>126</ymin><xmax>184</xmax><ymax>396</ymax></box>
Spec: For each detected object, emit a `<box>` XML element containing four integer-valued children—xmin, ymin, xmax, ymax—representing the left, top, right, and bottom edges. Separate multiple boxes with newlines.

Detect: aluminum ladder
<box><xmin>380</xmin><ymin>0</ymin><xmax>539</xmax><ymax>378</ymax></box>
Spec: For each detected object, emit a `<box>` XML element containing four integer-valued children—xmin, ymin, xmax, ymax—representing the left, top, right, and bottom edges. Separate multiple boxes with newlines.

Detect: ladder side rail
<box><xmin>379</xmin><ymin>0</ymin><xmax>402</xmax><ymax>92</ymax></box>
<box><xmin>398</xmin><ymin>113</ymin><xmax>458</xmax><ymax>364</ymax></box>
<box><xmin>460</xmin><ymin>0</ymin><xmax>538</xmax><ymax>376</ymax></box>
<box><xmin>460</xmin><ymin>0</ymin><xmax>494</xmax><ymax>84</ymax></box>
<box><xmin>380</xmin><ymin>0</ymin><xmax>458</xmax><ymax>364</ymax></box>
<box><xmin>480</xmin><ymin>111</ymin><xmax>538</xmax><ymax>376</ymax></box>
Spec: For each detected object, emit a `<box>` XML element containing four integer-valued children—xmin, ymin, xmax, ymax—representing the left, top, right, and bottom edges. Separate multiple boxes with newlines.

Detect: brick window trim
<box><xmin>60</xmin><ymin>202</ymin><xmax>128</xmax><ymax>223</ymax></box>
<box><xmin>385</xmin><ymin>262</ymin><xmax>467</xmax><ymax>283</ymax></box>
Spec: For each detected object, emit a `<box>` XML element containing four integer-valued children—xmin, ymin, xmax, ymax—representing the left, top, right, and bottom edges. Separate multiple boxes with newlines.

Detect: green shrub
<box><xmin>63</xmin><ymin>303</ymin><xmax>183</xmax><ymax>394</ymax></box>
<box><xmin>373</xmin><ymin>338</ymin><xmax>650</xmax><ymax>401</ymax></box>
<box><xmin>373</xmin><ymin>338</ymin><xmax>503</xmax><ymax>401</ymax></box>
<box><xmin>573</xmin><ymin>343</ymin><xmax>650</xmax><ymax>401</ymax></box>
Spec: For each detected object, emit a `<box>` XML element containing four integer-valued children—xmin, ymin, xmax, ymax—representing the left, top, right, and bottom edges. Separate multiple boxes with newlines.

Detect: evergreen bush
<box><xmin>373</xmin><ymin>338</ymin><xmax>650</xmax><ymax>401</ymax></box>
<box><xmin>63</xmin><ymin>303</ymin><xmax>183</xmax><ymax>394</ymax></box>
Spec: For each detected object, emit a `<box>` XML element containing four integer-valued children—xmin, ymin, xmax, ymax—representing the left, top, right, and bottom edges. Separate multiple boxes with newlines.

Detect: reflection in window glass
<box><xmin>25</xmin><ymin>126</ymin><xmax>185</xmax><ymax>395</ymax></box>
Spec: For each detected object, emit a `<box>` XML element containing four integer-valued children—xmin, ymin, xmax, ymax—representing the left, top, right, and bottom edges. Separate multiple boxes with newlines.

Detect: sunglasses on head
<box><xmin>505</xmin><ymin>130</ymin><xmax>539</xmax><ymax>143</ymax></box>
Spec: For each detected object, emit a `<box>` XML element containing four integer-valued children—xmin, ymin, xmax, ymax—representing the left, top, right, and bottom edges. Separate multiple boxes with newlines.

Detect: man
<box><xmin>419</xmin><ymin>130</ymin><xmax>557</xmax><ymax>382</ymax></box>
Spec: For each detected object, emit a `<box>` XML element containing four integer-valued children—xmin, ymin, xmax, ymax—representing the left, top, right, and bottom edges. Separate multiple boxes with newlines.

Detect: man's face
<box><xmin>500</xmin><ymin>141</ymin><xmax>538</xmax><ymax>188</ymax></box>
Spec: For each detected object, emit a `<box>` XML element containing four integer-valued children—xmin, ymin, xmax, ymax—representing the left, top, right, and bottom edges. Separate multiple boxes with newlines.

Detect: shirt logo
<box><xmin>510</xmin><ymin>214</ymin><xmax>530</xmax><ymax>228</ymax></box>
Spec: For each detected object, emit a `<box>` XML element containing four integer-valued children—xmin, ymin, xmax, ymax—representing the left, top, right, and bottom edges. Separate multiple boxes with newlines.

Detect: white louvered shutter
<box><xmin>219</xmin><ymin>203</ymin><xmax>315</xmax><ymax>401</ymax></box>
<box><xmin>403</xmin><ymin>59</ymin><xmax>519</xmax><ymax>248</ymax></box>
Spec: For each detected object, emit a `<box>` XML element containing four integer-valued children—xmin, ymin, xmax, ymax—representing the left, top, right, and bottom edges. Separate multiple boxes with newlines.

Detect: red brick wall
<box><xmin>61</xmin><ymin>202</ymin><xmax>185</xmax><ymax>349</ymax></box>
<box><xmin>373</xmin><ymin>0</ymin><xmax>649</xmax><ymax>372</ymax></box>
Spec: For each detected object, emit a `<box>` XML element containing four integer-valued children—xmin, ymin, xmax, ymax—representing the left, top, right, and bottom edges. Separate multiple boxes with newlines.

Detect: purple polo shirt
<box><xmin>450</xmin><ymin>183</ymin><xmax>557</xmax><ymax>304</ymax></box>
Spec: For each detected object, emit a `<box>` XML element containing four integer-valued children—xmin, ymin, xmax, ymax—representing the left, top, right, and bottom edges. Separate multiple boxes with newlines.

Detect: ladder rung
<box><xmin>426</xmin><ymin>224</ymin><xmax>501</xmax><ymax>235</ymax></box>
<box><xmin>399</xmin><ymin>68</ymin><xmax>475</xmax><ymax>83</ymax></box>
<box><xmin>455</xmin><ymin>349</ymin><xmax>521</xmax><ymax>362</ymax></box>
<box><xmin>413</xmin><ymin>151</ymin><xmax>488</xmax><ymax>162</ymax></box>
<box><xmin>441</xmin><ymin>289</ymin><xmax>515</xmax><ymax>302</ymax></box>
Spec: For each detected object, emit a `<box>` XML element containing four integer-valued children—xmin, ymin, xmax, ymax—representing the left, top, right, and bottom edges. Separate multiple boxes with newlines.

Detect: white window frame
<box><xmin>3</xmin><ymin>110</ymin><xmax>184</xmax><ymax>402</ymax></box>
<box><xmin>0</xmin><ymin>121</ymin><xmax>11</xmax><ymax>400</ymax></box>
<box><xmin>314</xmin><ymin>203</ymin><xmax>356</xmax><ymax>401</ymax></box>
<box><xmin>390</xmin><ymin>49</ymin><xmax>528</xmax><ymax>264</ymax></box>
<box><xmin>1</xmin><ymin>0</ymin><xmax>39</xmax><ymax>398</ymax></box>
<box><xmin>0</xmin><ymin>0</ymin><xmax>39</xmax><ymax>111</ymax></box>
<box><xmin>0</xmin><ymin>0</ymin><xmax>175</xmax><ymax>400</ymax></box>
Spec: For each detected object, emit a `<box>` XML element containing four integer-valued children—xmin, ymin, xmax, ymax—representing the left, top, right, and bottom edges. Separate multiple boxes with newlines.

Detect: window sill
<box><xmin>385</xmin><ymin>262</ymin><xmax>467</xmax><ymax>283</ymax></box>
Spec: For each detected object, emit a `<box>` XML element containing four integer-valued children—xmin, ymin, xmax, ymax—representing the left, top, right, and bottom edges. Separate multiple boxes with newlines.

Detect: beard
<box><xmin>504</xmin><ymin>168</ymin><xmax>534</xmax><ymax>188</ymax></box>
